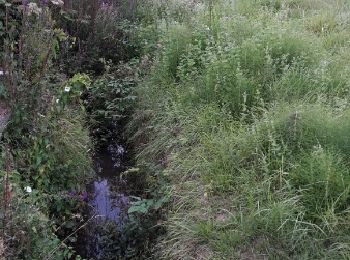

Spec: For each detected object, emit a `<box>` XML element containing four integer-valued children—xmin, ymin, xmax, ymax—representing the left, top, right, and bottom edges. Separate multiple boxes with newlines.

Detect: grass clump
<box><xmin>290</xmin><ymin>148</ymin><xmax>350</xmax><ymax>220</ymax></box>
<box><xmin>306</xmin><ymin>14</ymin><xmax>338</xmax><ymax>34</ymax></box>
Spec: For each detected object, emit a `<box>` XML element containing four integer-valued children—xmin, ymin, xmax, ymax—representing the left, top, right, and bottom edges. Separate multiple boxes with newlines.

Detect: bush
<box><xmin>0</xmin><ymin>168</ymin><xmax>75</xmax><ymax>259</ymax></box>
<box><xmin>24</xmin><ymin>109</ymin><xmax>92</xmax><ymax>192</ymax></box>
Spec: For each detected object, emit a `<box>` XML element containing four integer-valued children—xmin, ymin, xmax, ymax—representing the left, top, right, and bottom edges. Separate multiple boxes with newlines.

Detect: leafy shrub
<box><xmin>85</xmin><ymin>70</ymin><xmax>137</xmax><ymax>143</ymax></box>
<box><xmin>0</xmin><ymin>168</ymin><xmax>76</xmax><ymax>259</ymax></box>
<box><xmin>24</xmin><ymin>109</ymin><xmax>91</xmax><ymax>192</ymax></box>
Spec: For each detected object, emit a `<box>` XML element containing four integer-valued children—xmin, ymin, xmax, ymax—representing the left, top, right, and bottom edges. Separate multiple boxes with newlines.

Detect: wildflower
<box><xmin>0</xmin><ymin>71</ymin><xmax>3</xmax><ymax>76</ymax></box>
<box><xmin>28</xmin><ymin>3</ymin><xmax>42</xmax><ymax>16</ymax></box>
<box><xmin>56</xmin><ymin>98</ymin><xmax>60</xmax><ymax>104</ymax></box>
<box><xmin>79</xmin><ymin>192</ymin><xmax>88</xmax><ymax>201</ymax></box>
<box><xmin>24</xmin><ymin>186</ymin><xmax>32</xmax><ymax>193</ymax></box>
<box><xmin>64</xmin><ymin>86</ymin><xmax>70</xmax><ymax>92</ymax></box>
<box><xmin>50</xmin><ymin>0</ymin><xmax>64</xmax><ymax>5</ymax></box>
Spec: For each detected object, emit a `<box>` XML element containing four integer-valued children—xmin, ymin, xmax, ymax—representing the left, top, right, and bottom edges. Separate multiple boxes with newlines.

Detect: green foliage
<box><xmin>291</xmin><ymin>148</ymin><xmax>350</xmax><ymax>220</ymax></box>
<box><xmin>24</xmin><ymin>109</ymin><xmax>91</xmax><ymax>192</ymax></box>
<box><xmin>6</xmin><ymin>0</ymin><xmax>350</xmax><ymax>258</ymax></box>
<box><xmin>307</xmin><ymin>14</ymin><xmax>338</xmax><ymax>34</ymax></box>
<box><xmin>123</xmin><ymin>193</ymin><xmax>168</xmax><ymax>258</ymax></box>
<box><xmin>128</xmin><ymin>195</ymin><xmax>168</xmax><ymax>214</ymax></box>
<box><xmin>1</xmin><ymin>70</ymin><xmax>92</xmax><ymax>258</ymax></box>
<box><xmin>85</xmin><ymin>70</ymin><xmax>137</xmax><ymax>143</ymax></box>
<box><xmin>160</xmin><ymin>24</ymin><xmax>195</xmax><ymax>79</ymax></box>
<box><xmin>129</xmin><ymin>0</ymin><xmax>350</xmax><ymax>259</ymax></box>
<box><xmin>88</xmin><ymin>75</ymin><xmax>136</xmax><ymax>121</ymax></box>
<box><xmin>0</xmin><ymin>168</ymin><xmax>76</xmax><ymax>259</ymax></box>
<box><xmin>57</xmin><ymin>1</ymin><xmax>144</xmax><ymax>75</ymax></box>
<box><xmin>1</xmin><ymin>0</ymin><xmax>151</xmax><ymax>259</ymax></box>
<box><xmin>55</xmin><ymin>73</ymin><xmax>91</xmax><ymax>112</ymax></box>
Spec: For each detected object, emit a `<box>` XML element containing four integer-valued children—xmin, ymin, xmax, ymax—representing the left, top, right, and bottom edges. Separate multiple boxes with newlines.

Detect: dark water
<box><xmin>77</xmin><ymin>143</ymin><xmax>135</xmax><ymax>259</ymax></box>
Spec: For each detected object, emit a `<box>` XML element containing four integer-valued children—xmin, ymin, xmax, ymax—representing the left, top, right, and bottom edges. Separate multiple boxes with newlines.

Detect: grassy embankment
<box><xmin>132</xmin><ymin>0</ymin><xmax>350</xmax><ymax>258</ymax></box>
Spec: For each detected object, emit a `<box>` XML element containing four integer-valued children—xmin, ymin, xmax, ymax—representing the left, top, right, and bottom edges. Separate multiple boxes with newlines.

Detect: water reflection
<box><xmin>78</xmin><ymin>143</ymin><xmax>131</xmax><ymax>259</ymax></box>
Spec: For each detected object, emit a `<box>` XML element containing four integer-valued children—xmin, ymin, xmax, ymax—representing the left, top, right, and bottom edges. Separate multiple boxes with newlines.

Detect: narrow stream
<box><xmin>77</xmin><ymin>140</ymin><xmax>139</xmax><ymax>259</ymax></box>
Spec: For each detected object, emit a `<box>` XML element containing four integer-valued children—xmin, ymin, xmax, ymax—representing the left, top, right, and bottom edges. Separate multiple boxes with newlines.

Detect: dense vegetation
<box><xmin>0</xmin><ymin>0</ymin><xmax>146</xmax><ymax>258</ymax></box>
<box><xmin>2</xmin><ymin>0</ymin><xmax>350</xmax><ymax>259</ymax></box>
<box><xmin>131</xmin><ymin>0</ymin><xmax>350</xmax><ymax>259</ymax></box>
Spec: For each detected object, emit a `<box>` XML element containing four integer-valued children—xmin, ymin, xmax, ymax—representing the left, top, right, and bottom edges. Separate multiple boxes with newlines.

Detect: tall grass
<box><xmin>131</xmin><ymin>0</ymin><xmax>350</xmax><ymax>258</ymax></box>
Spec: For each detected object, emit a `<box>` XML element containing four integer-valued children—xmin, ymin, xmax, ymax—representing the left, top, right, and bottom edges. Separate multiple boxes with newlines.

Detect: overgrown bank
<box><xmin>0</xmin><ymin>0</ymin><xmax>160</xmax><ymax>258</ymax></box>
<box><xmin>130</xmin><ymin>0</ymin><xmax>350</xmax><ymax>259</ymax></box>
<box><xmin>3</xmin><ymin>0</ymin><xmax>350</xmax><ymax>259</ymax></box>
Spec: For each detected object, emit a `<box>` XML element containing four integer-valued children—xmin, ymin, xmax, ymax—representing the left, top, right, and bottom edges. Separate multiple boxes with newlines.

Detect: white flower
<box><xmin>56</xmin><ymin>98</ymin><xmax>60</xmax><ymax>104</ymax></box>
<box><xmin>24</xmin><ymin>186</ymin><xmax>32</xmax><ymax>193</ymax></box>
<box><xmin>0</xmin><ymin>70</ymin><xmax>3</xmax><ymax>76</ymax></box>
<box><xmin>28</xmin><ymin>3</ymin><xmax>42</xmax><ymax>16</ymax></box>
<box><xmin>64</xmin><ymin>86</ymin><xmax>70</xmax><ymax>92</ymax></box>
<box><xmin>50</xmin><ymin>0</ymin><xmax>64</xmax><ymax>5</ymax></box>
